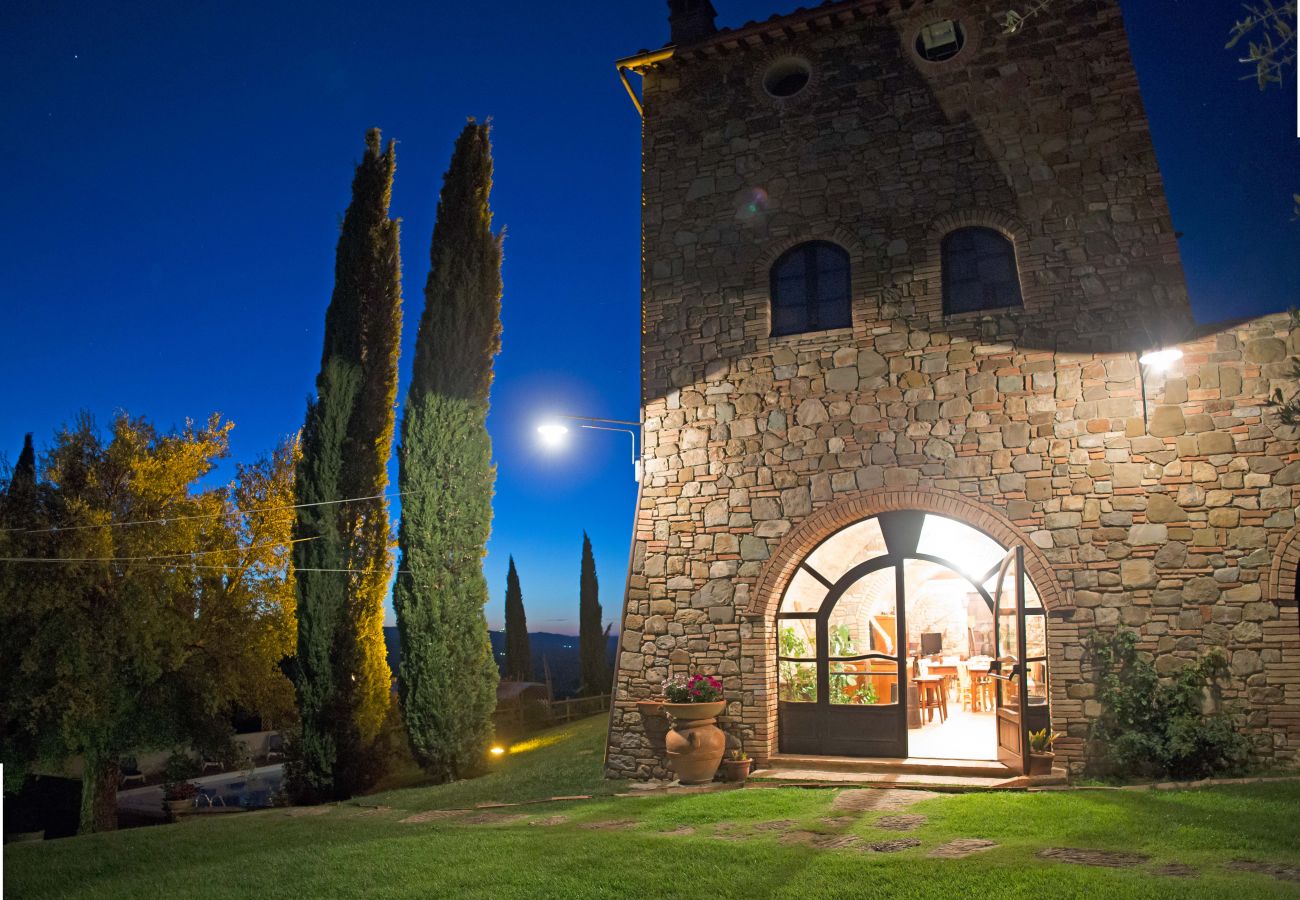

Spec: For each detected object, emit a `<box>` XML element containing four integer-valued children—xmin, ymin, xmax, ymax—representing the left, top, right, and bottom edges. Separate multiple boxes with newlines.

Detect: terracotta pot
<box><xmin>1027</xmin><ymin>751</ymin><xmax>1055</xmax><ymax>776</ymax></box>
<box><xmin>721</xmin><ymin>758</ymin><xmax>752</xmax><ymax>784</ymax></box>
<box><xmin>636</xmin><ymin>697</ymin><xmax>666</xmax><ymax>718</ymax></box>
<box><xmin>165</xmin><ymin>797</ymin><xmax>194</xmax><ymax>819</ymax></box>
<box><xmin>663</xmin><ymin>701</ymin><xmax>727</xmax><ymax>784</ymax></box>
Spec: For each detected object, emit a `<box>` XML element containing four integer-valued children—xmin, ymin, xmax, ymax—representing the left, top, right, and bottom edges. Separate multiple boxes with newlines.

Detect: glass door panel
<box><xmin>991</xmin><ymin>547</ymin><xmax>1029</xmax><ymax>773</ymax></box>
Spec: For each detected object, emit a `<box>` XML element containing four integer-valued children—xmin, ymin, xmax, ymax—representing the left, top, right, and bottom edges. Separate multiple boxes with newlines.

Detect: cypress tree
<box><xmin>578</xmin><ymin>532</ymin><xmax>608</xmax><ymax>696</ymax></box>
<box><xmin>293</xmin><ymin>129</ymin><xmax>402</xmax><ymax>801</ymax></box>
<box><xmin>503</xmin><ymin>556</ymin><xmax>531</xmax><ymax>681</ymax></box>
<box><xmin>394</xmin><ymin>120</ymin><xmax>502</xmax><ymax>780</ymax></box>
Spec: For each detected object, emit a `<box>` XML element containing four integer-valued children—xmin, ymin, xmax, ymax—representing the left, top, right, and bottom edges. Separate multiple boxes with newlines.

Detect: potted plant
<box><xmin>662</xmin><ymin>674</ymin><xmax>728</xmax><ymax>784</ymax></box>
<box><xmin>162</xmin><ymin>781</ymin><xmax>199</xmax><ymax>820</ymax></box>
<box><xmin>1028</xmin><ymin>728</ymin><xmax>1061</xmax><ymax>775</ymax></box>
<box><xmin>721</xmin><ymin>748</ymin><xmax>752</xmax><ymax>784</ymax></box>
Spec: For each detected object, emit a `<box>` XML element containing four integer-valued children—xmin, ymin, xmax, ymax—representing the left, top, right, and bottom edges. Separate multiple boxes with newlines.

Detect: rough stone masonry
<box><xmin>605</xmin><ymin>0</ymin><xmax>1300</xmax><ymax>778</ymax></box>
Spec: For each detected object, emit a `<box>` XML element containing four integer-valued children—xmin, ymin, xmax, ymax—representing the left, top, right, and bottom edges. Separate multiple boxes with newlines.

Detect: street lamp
<box><xmin>536</xmin><ymin>414</ymin><xmax>642</xmax><ymax>482</ymax></box>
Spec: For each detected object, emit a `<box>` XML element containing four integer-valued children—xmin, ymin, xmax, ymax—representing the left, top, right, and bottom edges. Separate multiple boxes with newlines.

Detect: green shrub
<box><xmin>1085</xmin><ymin>629</ymin><xmax>1249</xmax><ymax>780</ymax></box>
<box><xmin>162</xmin><ymin>751</ymin><xmax>200</xmax><ymax>784</ymax></box>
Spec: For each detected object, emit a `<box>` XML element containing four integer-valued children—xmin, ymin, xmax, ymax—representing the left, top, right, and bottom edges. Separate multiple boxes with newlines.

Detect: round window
<box><xmin>763</xmin><ymin>58</ymin><xmax>811</xmax><ymax>98</ymax></box>
<box><xmin>915</xmin><ymin>19</ymin><xmax>966</xmax><ymax>63</ymax></box>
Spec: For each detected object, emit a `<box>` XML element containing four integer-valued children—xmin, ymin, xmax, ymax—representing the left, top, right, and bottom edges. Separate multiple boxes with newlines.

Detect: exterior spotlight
<box><xmin>489</xmin><ymin>745</ymin><xmax>506</xmax><ymax>757</ymax></box>
<box><xmin>537</xmin><ymin>423</ymin><xmax>569</xmax><ymax>447</ymax></box>
<box><xmin>1139</xmin><ymin>347</ymin><xmax>1183</xmax><ymax>371</ymax></box>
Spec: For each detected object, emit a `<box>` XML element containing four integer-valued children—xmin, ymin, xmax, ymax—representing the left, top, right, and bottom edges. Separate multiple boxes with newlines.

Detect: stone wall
<box><xmin>605</xmin><ymin>0</ymin><xmax>1300</xmax><ymax>778</ymax></box>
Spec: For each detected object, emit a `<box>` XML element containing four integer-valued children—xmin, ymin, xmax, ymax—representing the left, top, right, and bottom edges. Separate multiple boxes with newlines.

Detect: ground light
<box><xmin>489</xmin><ymin>745</ymin><xmax>506</xmax><ymax>757</ymax></box>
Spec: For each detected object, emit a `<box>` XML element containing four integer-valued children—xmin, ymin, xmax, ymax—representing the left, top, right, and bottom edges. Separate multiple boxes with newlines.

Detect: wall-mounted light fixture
<box><xmin>1138</xmin><ymin>346</ymin><xmax>1185</xmax><ymax>431</ymax></box>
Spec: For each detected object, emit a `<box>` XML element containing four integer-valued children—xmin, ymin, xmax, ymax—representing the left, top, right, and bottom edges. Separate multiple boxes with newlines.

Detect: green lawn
<box><xmin>7</xmin><ymin>715</ymin><xmax>1300</xmax><ymax>899</ymax></box>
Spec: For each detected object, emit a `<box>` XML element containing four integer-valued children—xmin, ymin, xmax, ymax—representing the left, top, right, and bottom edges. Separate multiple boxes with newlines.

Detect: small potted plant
<box><xmin>1028</xmin><ymin>728</ymin><xmax>1061</xmax><ymax>775</ymax></box>
<box><xmin>162</xmin><ymin>781</ymin><xmax>199</xmax><ymax>820</ymax></box>
<box><xmin>662</xmin><ymin>674</ymin><xmax>728</xmax><ymax>784</ymax></box>
<box><xmin>721</xmin><ymin>748</ymin><xmax>752</xmax><ymax>784</ymax></box>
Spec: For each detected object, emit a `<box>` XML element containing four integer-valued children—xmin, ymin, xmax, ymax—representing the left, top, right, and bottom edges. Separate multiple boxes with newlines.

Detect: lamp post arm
<box><xmin>578</xmin><ymin>424</ymin><xmax>639</xmax><ymax>468</ymax></box>
<box><xmin>553</xmin><ymin>414</ymin><xmax>641</xmax><ymax>428</ymax></box>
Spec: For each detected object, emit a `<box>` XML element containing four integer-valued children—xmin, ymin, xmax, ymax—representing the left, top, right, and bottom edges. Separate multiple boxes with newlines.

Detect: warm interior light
<box><xmin>536</xmin><ymin>423</ymin><xmax>569</xmax><ymax>447</ymax></box>
<box><xmin>1139</xmin><ymin>347</ymin><xmax>1183</xmax><ymax>371</ymax></box>
<box><xmin>489</xmin><ymin>745</ymin><xmax>505</xmax><ymax>756</ymax></box>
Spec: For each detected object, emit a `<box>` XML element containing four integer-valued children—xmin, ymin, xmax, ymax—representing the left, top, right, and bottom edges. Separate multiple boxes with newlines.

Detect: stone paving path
<box><xmin>530</xmin><ymin>815</ymin><xmax>569</xmax><ymax>827</ymax></box>
<box><xmin>1038</xmin><ymin>848</ymin><xmax>1150</xmax><ymax>868</ymax></box>
<box><xmin>752</xmin><ymin>819</ymin><xmax>799</xmax><ymax>832</ymax></box>
<box><xmin>400</xmin><ymin>809</ymin><xmax>462</xmax><ymax>825</ymax></box>
<box><xmin>870</xmin><ymin>838</ymin><xmax>922</xmax><ymax>853</ymax></box>
<box><xmin>1226</xmin><ymin>859</ymin><xmax>1300</xmax><ymax>883</ymax></box>
<box><xmin>658</xmin><ymin>825</ymin><xmax>695</xmax><ymax>836</ymax></box>
<box><xmin>579</xmin><ymin>819</ymin><xmax>637</xmax><ymax>831</ymax></box>
<box><xmin>381</xmin><ymin>787</ymin><xmax>1288</xmax><ymax>885</ymax></box>
<box><xmin>929</xmin><ymin>839</ymin><xmax>998</xmax><ymax>859</ymax></box>
<box><xmin>830</xmin><ymin>789</ymin><xmax>940</xmax><ymax>813</ymax></box>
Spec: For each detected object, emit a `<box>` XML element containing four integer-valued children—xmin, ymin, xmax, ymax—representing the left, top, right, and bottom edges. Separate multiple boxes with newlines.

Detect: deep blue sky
<box><xmin>1</xmin><ymin>0</ymin><xmax>1296</xmax><ymax>634</ymax></box>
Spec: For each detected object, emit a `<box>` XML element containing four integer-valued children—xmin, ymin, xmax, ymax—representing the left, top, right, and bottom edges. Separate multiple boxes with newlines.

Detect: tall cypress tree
<box><xmin>293</xmin><ymin>129</ymin><xmax>402</xmax><ymax>802</ymax></box>
<box><xmin>1</xmin><ymin>435</ymin><xmax>42</xmax><ymax>785</ymax></box>
<box><xmin>394</xmin><ymin>120</ymin><xmax>502</xmax><ymax>781</ymax></box>
<box><xmin>503</xmin><ymin>556</ymin><xmax>531</xmax><ymax>681</ymax></box>
<box><xmin>578</xmin><ymin>532</ymin><xmax>607</xmax><ymax>696</ymax></box>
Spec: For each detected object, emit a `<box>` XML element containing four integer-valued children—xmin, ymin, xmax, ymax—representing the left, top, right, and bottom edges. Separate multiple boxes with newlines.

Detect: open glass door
<box><xmin>989</xmin><ymin>546</ymin><xmax>1029</xmax><ymax>773</ymax></box>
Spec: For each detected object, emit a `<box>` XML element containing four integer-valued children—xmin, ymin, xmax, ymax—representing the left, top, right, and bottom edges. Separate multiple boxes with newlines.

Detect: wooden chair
<box><xmin>915</xmin><ymin>675</ymin><xmax>947</xmax><ymax>724</ymax></box>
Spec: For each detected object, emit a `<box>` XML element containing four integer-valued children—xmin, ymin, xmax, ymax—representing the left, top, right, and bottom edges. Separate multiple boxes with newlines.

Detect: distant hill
<box><xmin>382</xmin><ymin>627</ymin><xmax>616</xmax><ymax>700</ymax></box>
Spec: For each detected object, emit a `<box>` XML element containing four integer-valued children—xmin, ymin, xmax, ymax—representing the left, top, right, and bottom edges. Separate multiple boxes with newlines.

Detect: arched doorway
<box><xmin>774</xmin><ymin>509</ymin><xmax>1049</xmax><ymax>767</ymax></box>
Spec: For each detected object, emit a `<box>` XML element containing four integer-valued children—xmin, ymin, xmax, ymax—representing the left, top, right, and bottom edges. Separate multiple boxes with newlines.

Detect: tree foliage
<box><xmin>395</xmin><ymin>120</ymin><xmax>503</xmax><ymax>781</ymax></box>
<box><xmin>503</xmin><ymin>556</ymin><xmax>531</xmax><ymax>681</ymax></box>
<box><xmin>577</xmin><ymin>532</ymin><xmax>608</xmax><ymax>697</ymax></box>
<box><xmin>1227</xmin><ymin>0</ymin><xmax>1297</xmax><ymax>90</ymax></box>
<box><xmin>0</xmin><ymin>415</ymin><xmax>297</xmax><ymax>832</ymax></box>
<box><xmin>1085</xmin><ymin>629</ymin><xmax>1249</xmax><ymax>781</ymax></box>
<box><xmin>292</xmin><ymin>128</ymin><xmax>402</xmax><ymax>802</ymax></box>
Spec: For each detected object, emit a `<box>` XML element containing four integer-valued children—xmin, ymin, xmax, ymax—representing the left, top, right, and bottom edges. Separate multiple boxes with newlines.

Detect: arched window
<box><xmin>770</xmin><ymin>241</ymin><xmax>851</xmax><ymax>337</ymax></box>
<box><xmin>941</xmin><ymin>227</ymin><xmax>1023</xmax><ymax>315</ymax></box>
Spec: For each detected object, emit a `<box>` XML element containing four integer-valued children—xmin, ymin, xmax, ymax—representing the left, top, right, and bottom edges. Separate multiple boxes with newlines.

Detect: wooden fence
<box><xmin>494</xmin><ymin>694</ymin><xmax>611</xmax><ymax>735</ymax></box>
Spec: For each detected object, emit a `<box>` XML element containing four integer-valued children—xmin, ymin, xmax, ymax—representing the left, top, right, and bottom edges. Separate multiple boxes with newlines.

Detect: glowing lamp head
<box><xmin>489</xmin><ymin>745</ymin><xmax>506</xmax><ymax>757</ymax></box>
<box><xmin>536</xmin><ymin>422</ymin><xmax>569</xmax><ymax>448</ymax></box>
<box><xmin>1139</xmin><ymin>347</ymin><xmax>1183</xmax><ymax>371</ymax></box>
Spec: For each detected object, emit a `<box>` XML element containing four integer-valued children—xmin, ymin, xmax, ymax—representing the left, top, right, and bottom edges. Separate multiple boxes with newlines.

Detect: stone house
<box><xmin>605</xmin><ymin>0</ymin><xmax>1300</xmax><ymax>778</ymax></box>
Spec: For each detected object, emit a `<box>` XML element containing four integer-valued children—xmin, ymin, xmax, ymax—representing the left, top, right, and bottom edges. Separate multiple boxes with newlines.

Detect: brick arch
<box><xmin>749</xmin><ymin>486</ymin><xmax>1068</xmax><ymax>620</ymax></box>
<box><xmin>926</xmin><ymin>208</ymin><xmax>1028</xmax><ymax>246</ymax></box>
<box><xmin>1267</xmin><ymin>523</ymin><xmax>1300</xmax><ymax>605</ymax></box>
<box><xmin>754</xmin><ymin>227</ymin><xmax>868</xmax><ymax>284</ymax></box>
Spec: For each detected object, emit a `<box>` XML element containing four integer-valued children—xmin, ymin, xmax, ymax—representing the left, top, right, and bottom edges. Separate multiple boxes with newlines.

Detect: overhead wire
<box><xmin>0</xmin><ymin>488</ymin><xmax>412</xmax><ymax>535</ymax></box>
<box><xmin>0</xmin><ymin>535</ymin><xmax>319</xmax><ymax>565</ymax></box>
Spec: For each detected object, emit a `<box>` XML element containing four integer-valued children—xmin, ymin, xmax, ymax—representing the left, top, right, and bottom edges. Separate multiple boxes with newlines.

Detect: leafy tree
<box><xmin>207</xmin><ymin>438</ymin><xmax>301</xmax><ymax>727</ymax></box>
<box><xmin>1228</xmin><ymin>0</ymin><xmax>1297</xmax><ymax>90</ymax></box>
<box><xmin>293</xmin><ymin>128</ymin><xmax>402</xmax><ymax>801</ymax></box>
<box><xmin>1227</xmin><ymin>1</ymin><xmax>1298</xmax><ymax>217</ymax></box>
<box><xmin>0</xmin><ymin>413</ymin><xmax>284</xmax><ymax>832</ymax></box>
<box><xmin>394</xmin><ymin>120</ymin><xmax>503</xmax><ymax>781</ymax></box>
<box><xmin>577</xmin><ymin>532</ymin><xmax>608</xmax><ymax>696</ymax></box>
<box><xmin>503</xmin><ymin>556</ymin><xmax>531</xmax><ymax>681</ymax></box>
